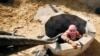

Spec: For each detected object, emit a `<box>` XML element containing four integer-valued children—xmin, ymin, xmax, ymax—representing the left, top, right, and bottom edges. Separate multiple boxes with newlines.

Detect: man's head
<box><xmin>68</xmin><ymin>24</ymin><xmax>77</xmax><ymax>32</ymax></box>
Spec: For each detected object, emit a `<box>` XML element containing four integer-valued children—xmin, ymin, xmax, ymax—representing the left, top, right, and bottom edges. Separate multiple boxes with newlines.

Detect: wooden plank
<box><xmin>0</xmin><ymin>35</ymin><xmax>56</xmax><ymax>46</ymax></box>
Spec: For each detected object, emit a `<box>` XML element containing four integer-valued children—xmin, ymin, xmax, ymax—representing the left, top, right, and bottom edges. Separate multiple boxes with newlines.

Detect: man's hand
<box><xmin>71</xmin><ymin>42</ymin><xmax>78</xmax><ymax>49</ymax></box>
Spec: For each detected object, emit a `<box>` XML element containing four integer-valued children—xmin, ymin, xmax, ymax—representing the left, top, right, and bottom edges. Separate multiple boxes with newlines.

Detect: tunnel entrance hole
<box><xmin>45</xmin><ymin>14</ymin><xmax>87</xmax><ymax>43</ymax></box>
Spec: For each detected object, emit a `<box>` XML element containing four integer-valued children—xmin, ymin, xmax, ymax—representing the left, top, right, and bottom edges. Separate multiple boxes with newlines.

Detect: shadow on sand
<box><xmin>0</xmin><ymin>45</ymin><xmax>38</xmax><ymax>56</ymax></box>
<box><xmin>0</xmin><ymin>0</ymin><xmax>21</xmax><ymax>8</ymax></box>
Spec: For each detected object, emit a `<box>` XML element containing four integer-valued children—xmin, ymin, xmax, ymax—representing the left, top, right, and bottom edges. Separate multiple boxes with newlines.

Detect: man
<box><xmin>61</xmin><ymin>24</ymin><xmax>81</xmax><ymax>49</ymax></box>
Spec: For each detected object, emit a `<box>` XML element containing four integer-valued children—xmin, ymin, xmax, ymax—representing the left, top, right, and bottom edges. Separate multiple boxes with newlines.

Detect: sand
<box><xmin>0</xmin><ymin>0</ymin><xmax>100</xmax><ymax>56</ymax></box>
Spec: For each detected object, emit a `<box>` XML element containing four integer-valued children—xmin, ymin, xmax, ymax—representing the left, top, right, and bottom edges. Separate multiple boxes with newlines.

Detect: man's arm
<box><xmin>61</xmin><ymin>31</ymin><xmax>70</xmax><ymax>42</ymax></box>
<box><xmin>76</xmin><ymin>31</ymin><xmax>81</xmax><ymax>38</ymax></box>
<box><xmin>61</xmin><ymin>31</ymin><xmax>78</xmax><ymax>49</ymax></box>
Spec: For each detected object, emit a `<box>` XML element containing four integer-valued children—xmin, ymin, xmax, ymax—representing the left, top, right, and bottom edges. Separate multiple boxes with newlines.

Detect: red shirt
<box><xmin>66</xmin><ymin>31</ymin><xmax>80</xmax><ymax>40</ymax></box>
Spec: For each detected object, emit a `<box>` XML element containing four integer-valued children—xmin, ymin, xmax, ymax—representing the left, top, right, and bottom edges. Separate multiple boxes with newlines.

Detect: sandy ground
<box><xmin>0</xmin><ymin>0</ymin><xmax>100</xmax><ymax>56</ymax></box>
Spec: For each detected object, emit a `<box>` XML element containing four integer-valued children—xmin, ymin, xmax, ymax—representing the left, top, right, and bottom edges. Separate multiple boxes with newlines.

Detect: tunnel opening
<box><xmin>45</xmin><ymin>14</ymin><xmax>87</xmax><ymax>43</ymax></box>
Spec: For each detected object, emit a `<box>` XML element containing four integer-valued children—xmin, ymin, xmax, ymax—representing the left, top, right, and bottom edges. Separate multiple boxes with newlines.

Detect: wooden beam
<box><xmin>0</xmin><ymin>35</ymin><xmax>55</xmax><ymax>46</ymax></box>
